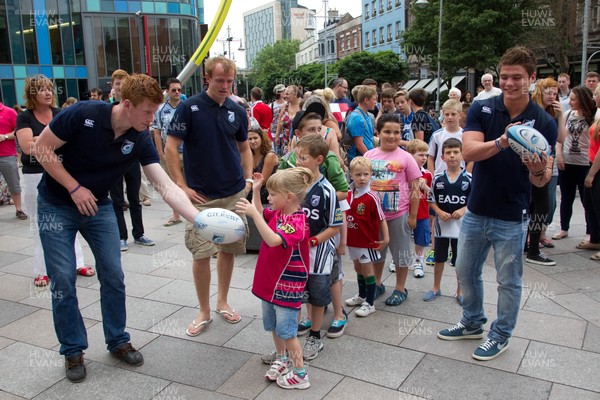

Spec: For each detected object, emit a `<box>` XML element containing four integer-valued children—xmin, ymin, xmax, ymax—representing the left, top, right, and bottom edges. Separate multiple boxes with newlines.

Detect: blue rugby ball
<box><xmin>506</xmin><ymin>125</ymin><xmax>549</xmax><ymax>158</ymax></box>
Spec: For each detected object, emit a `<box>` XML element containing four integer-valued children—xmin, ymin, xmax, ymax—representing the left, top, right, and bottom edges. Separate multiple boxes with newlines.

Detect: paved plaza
<box><xmin>0</xmin><ymin>191</ymin><xmax>599</xmax><ymax>400</ymax></box>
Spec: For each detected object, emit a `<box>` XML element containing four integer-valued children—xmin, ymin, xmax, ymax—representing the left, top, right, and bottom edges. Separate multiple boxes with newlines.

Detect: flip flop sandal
<box><xmin>551</xmin><ymin>231</ymin><xmax>568</xmax><ymax>240</ymax></box>
<box><xmin>163</xmin><ymin>219</ymin><xmax>182</xmax><ymax>227</ymax></box>
<box><xmin>540</xmin><ymin>239</ymin><xmax>555</xmax><ymax>248</ymax></box>
<box><xmin>76</xmin><ymin>266</ymin><xmax>96</xmax><ymax>276</ymax></box>
<box><xmin>576</xmin><ymin>241</ymin><xmax>600</xmax><ymax>250</ymax></box>
<box><xmin>216</xmin><ymin>309</ymin><xmax>242</xmax><ymax>324</ymax></box>
<box><xmin>186</xmin><ymin>318</ymin><xmax>213</xmax><ymax>336</ymax></box>
<box><xmin>384</xmin><ymin>289</ymin><xmax>408</xmax><ymax>306</ymax></box>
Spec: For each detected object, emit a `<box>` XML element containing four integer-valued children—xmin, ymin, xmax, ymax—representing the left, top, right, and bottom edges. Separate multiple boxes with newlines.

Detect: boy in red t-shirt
<box><xmin>344</xmin><ymin>157</ymin><xmax>389</xmax><ymax>317</ymax></box>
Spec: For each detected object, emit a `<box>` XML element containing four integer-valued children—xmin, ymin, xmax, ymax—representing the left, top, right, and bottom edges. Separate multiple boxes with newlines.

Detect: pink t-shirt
<box><xmin>0</xmin><ymin>103</ymin><xmax>17</xmax><ymax>157</ymax></box>
<box><xmin>364</xmin><ymin>146</ymin><xmax>422</xmax><ymax>220</ymax></box>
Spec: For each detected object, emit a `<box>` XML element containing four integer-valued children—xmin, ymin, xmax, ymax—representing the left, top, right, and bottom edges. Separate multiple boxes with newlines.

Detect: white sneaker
<box><xmin>413</xmin><ymin>261</ymin><xmax>424</xmax><ymax>278</ymax></box>
<box><xmin>355</xmin><ymin>303</ymin><xmax>376</xmax><ymax>317</ymax></box>
<box><xmin>265</xmin><ymin>359</ymin><xmax>289</xmax><ymax>381</ymax></box>
<box><xmin>388</xmin><ymin>261</ymin><xmax>396</xmax><ymax>272</ymax></box>
<box><xmin>345</xmin><ymin>294</ymin><xmax>366</xmax><ymax>306</ymax></box>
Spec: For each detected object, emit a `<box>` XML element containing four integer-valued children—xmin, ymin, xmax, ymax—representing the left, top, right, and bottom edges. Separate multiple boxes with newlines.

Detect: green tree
<box><xmin>288</xmin><ymin>63</ymin><xmax>326</xmax><ymax>91</ymax></box>
<box><xmin>248</xmin><ymin>39</ymin><xmax>300</xmax><ymax>97</ymax></box>
<box><xmin>336</xmin><ymin>51</ymin><xmax>408</xmax><ymax>89</ymax></box>
<box><xmin>403</xmin><ymin>0</ymin><xmax>534</xmax><ymax>81</ymax></box>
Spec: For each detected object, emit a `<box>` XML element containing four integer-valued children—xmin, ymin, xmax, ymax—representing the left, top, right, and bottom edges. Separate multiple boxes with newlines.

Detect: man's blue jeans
<box><xmin>455</xmin><ymin>211</ymin><xmax>528</xmax><ymax>343</ymax></box>
<box><xmin>38</xmin><ymin>196</ymin><xmax>130</xmax><ymax>357</ymax></box>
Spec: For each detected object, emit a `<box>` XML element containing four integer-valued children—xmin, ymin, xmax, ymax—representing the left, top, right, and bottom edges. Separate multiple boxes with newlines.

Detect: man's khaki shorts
<box><xmin>185</xmin><ymin>188</ymin><xmax>249</xmax><ymax>259</ymax></box>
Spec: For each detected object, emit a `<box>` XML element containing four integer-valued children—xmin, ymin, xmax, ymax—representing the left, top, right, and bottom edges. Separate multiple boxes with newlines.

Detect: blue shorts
<box><xmin>261</xmin><ymin>301</ymin><xmax>300</xmax><ymax>340</ymax></box>
<box><xmin>303</xmin><ymin>274</ymin><xmax>332</xmax><ymax>307</ymax></box>
<box><xmin>413</xmin><ymin>218</ymin><xmax>431</xmax><ymax>247</ymax></box>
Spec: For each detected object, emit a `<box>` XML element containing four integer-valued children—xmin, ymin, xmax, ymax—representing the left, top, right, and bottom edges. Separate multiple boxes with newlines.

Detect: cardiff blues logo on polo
<box><xmin>121</xmin><ymin>140</ymin><xmax>134</xmax><ymax>155</ymax></box>
<box><xmin>84</xmin><ymin>119</ymin><xmax>94</xmax><ymax>128</ymax></box>
<box><xmin>228</xmin><ymin>111</ymin><xmax>235</xmax><ymax>123</ymax></box>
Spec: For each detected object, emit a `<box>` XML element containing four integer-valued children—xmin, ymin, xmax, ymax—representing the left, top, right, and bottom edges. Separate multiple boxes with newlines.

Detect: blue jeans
<box><xmin>38</xmin><ymin>196</ymin><xmax>130</xmax><ymax>357</ymax></box>
<box><xmin>455</xmin><ymin>211</ymin><xmax>527</xmax><ymax>343</ymax></box>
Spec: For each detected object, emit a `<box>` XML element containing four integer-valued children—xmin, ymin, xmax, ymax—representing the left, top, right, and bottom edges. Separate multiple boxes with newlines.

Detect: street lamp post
<box><xmin>415</xmin><ymin>0</ymin><xmax>442</xmax><ymax>114</ymax></box>
<box><xmin>217</xmin><ymin>25</ymin><xmax>244</xmax><ymax>60</ymax></box>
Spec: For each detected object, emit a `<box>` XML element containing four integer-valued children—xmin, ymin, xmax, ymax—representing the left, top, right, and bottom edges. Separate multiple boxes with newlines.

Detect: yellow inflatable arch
<box><xmin>176</xmin><ymin>0</ymin><xmax>232</xmax><ymax>85</ymax></box>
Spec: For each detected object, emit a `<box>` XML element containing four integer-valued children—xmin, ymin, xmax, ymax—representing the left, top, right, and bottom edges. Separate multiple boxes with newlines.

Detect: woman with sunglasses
<box><xmin>15</xmin><ymin>75</ymin><xmax>95</xmax><ymax>286</ymax></box>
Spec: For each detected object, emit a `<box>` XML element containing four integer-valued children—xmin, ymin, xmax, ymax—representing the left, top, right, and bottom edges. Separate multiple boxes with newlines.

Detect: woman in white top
<box><xmin>553</xmin><ymin>86</ymin><xmax>597</xmax><ymax>240</ymax></box>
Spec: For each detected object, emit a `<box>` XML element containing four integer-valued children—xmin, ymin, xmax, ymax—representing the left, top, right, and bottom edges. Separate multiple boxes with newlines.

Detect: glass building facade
<box><xmin>0</xmin><ymin>0</ymin><xmax>203</xmax><ymax>107</ymax></box>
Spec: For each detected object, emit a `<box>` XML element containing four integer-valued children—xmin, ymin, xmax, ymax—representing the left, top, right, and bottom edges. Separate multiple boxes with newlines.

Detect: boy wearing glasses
<box><xmin>153</xmin><ymin>78</ymin><xmax>184</xmax><ymax>226</ymax></box>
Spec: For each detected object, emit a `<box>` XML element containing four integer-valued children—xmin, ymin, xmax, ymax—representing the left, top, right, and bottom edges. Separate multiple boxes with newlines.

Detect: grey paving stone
<box><xmin>214</xmin><ymin>287</ymin><xmax>263</xmax><ymax>319</ymax></box>
<box><xmin>149</xmin><ymin>258</ymin><xmax>196</xmax><ymax>282</ymax></box>
<box><xmin>154</xmin><ymin>383</ymin><xmax>240</xmax><ymax>400</ymax></box>
<box><xmin>401</xmin><ymin>354</ymin><xmax>552</xmax><ymax>400</ymax></box>
<box><xmin>0</xmin><ymin>337</ymin><xmax>15</xmax><ymax>350</ymax></box>
<box><xmin>522</xmin><ymin>291</ymin><xmax>580</xmax><ymax>319</ymax></box>
<box><xmin>522</xmin><ymin>266</ymin><xmax>577</xmax><ymax>296</ymax></box>
<box><xmin>35</xmin><ymin>361</ymin><xmax>170</xmax><ymax>400</ymax></box>
<box><xmin>144</xmin><ymin>279</ymin><xmax>207</xmax><ymax>307</ymax></box>
<box><xmin>123</xmin><ymin>238</ymin><xmax>179</xmax><ymax>257</ymax></box>
<box><xmin>0</xmin><ymin>274</ymin><xmax>34</xmax><ymax>302</ymax></box>
<box><xmin>381</xmin><ymin>292</ymin><xmax>465</xmax><ymax>326</ymax></box>
<box><xmin>548</xmin><ymin>384</ymin><xmax>600</xmax><ymax>400</ymax></box>
<box><xmin>528</xmin><ymin>252</ymin><xmax>600</xmax><ymax>274</ymax></box>
<box><xmin>0</xmin><ymin>236</ymin><xmax>33</xmax><ymax>253</ymax></box>
<box><xmin>210</xmin><ymin>266</ymin><xmax>256</xmax><ymax>290</ymax></box>
<box><xmin>216</xmin><ymin>354</ymin><xmax>271</xmax><ymax>399</ymax></box>
<box><xmin>120</xmin><ymin>251</ymin><xmax>167</xmax><ymax>275</ymax></box>
<box><xmin>0</xmin><ymin>256</ymin><xmax>36</xmax><ymax>277</ymax></box>
<box><xmin>256</xmin><ymin>367</ymin><xmax>344</xmax><ymax>400</ymax></box>
<box><xmin>0</xmin><ymin>252</ymin><xmax>28</xmax><ymax>269</ymax></box>
<box><xmin>512</xmin><ymin>309</ymin><xmax>586</xmax><ymax>348</ymax></box>
<box><xmin>0</xmin><ymin>390</ymin><xmax>26</xmax><ymax>400</ymax></box>
<box><xmin>0</xmin><ymin>342</ymin><xmax>64</xmax><ymax>398</ymax></box>
<box><xmin>80</xmin><ymin>296</ymin><xmax>181</xmax><ymax>331</ymax></box>
<box><xmin>552</xmin><ymin>292</ymin><xmax>600</xmax><ymax>327</ymax></box>
<box><xmin>551</xmin><ymin>269</ymin><xmax>600</xmax><ymax>293</ymax></box>
<box><xmin>518</xmin><ymin>341</ymin><xmax>600</xmax><ymax>392</ymax></box>
<box><xmin>344</xmin><ymin>310</ymin><xmax>421</xmax><ymax>346</ymax></box>
<box><xmin>310</xmin><ymin>334</ymin><xmax>423</xmax><ymax>389</ymax></box>
<box><xmin>587</xmin><ymin>290</ymin><xmax>600</xmax><ymax>303</ymax></box>
<box><xmin>89</xmin><ymin>271</ymin><xmax>172</xmax><ymax>299</ymax></box>
<box><xmin>0</xmin><ymin>299</ymin><xmax>37</xmax><ymax>328</ymax></box>
<box><xmin>0</xmin><ymin>309</ymin><xmax>92</xmax><ymax>350</ymax></box>
<box><xmin>64</xmin><ymin>322</ymin><xmax>159</xmax><ymax>366</ymax></box>
<box><xmin>399</xmin><ymin>319</ymin><xmax>529</xmax><ymax>373</ymax></box>
<box><xmin>583</xmin><ymin>322</ymin><xmax>600</xmax><ymax>354</ymax></box>
<box><xmin>223</xmin><ymin>318</ymin><xmax>275</xmax><ymax>356</ymax></box>
<box><xmin>19</xmin><ymin>286</ymin><xmax>100</xmax><ymax>311</ymax></box>
<box><xmin>119</xmin><ymin>335</ymin><xmax>251</xmax><ymax>390</ymax></box>
<box><xmin>324</xmin><ymin>377</ymin><xmax>406</xmax><ymax>400</ymax></box>
<box><xmin>148</xmin><ymin>306</ymin><xmax>252</xmax><ymax>346</ymax></box>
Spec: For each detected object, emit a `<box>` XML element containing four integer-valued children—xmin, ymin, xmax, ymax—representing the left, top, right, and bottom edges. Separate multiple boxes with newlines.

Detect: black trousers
<box><xmin>527</xmin><ymin>183</ymin><xmax>549</xmax><ymax>257</ymax></box>
<box><xmin>584</xmin><ymin>173</ymin><xmax>600</xmax><ymax>243</ymax></box>
<box><xmin>110</xmin><ymin>163</ymin><xmax>144</xmax><ymax>241</ymax></box>
<box><xmin>558</xmin><ymin>163</ymin><xmax>589</xmax><ymax>231</ymax></box>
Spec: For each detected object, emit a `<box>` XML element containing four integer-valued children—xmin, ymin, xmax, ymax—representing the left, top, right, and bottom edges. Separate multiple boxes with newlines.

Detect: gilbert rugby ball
<box><xmin>195</xmin><ymin>208</ymin><xmax>246</xmax><ymax>245</ymax></box>
<box><xmin>506</xmin><ymin>125</ymin><xmax>549</xmax><ymax>157</ymax></box>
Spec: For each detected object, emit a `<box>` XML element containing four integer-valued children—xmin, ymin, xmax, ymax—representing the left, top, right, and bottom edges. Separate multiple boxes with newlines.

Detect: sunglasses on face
<box><xmin>170</xmin><ymin>88</ymin><xmax>182</xmax><ymax>93</ymax></box>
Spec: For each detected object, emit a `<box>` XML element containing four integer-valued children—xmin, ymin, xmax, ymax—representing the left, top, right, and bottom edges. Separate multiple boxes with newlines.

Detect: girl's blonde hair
<box><xmin>266</xmin><ymin>167</ymin><xmax>313</xmax><ymax>203</ymax></box>
<box><xmin>313</xmin><ymin>87</ymin><xmax>335</xmax><ymax>103</ymax></box>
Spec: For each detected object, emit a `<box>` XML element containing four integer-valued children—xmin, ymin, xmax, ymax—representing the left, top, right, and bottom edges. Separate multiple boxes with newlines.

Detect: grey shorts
<box><xmin>379</xmin><ymin>213</ymin><xmax>412</xmax><ymax>267</ymax></box>
<box><xmin>0</xmin><ymin>156</ymin><xmax>21</xmax><ymax>194</ymax></box>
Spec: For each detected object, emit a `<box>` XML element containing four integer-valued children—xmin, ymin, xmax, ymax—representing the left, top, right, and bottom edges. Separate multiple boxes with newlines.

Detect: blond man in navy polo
<box><xmin>34</xmin><ymin>74</ymin><xmax>206</xmax><ymax>383</ymax></box>
<box><xmin>166</xmin><ymin>56</ymin><xmax>253</xmax><ymax>335</ymax></box>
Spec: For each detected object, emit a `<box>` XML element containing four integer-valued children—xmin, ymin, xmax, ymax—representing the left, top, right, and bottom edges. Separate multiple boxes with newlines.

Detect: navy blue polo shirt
<box><xmin>167</xmin><ymin>91</ymin><xmax>247</xmax><ymax>198</ymax></box>
<box><xmin>465</xmin><ymin>94</ymin><xmax>558</xmax><ymax>221</ymax></box>
<box><xmin>39</xmin><ymin>101</ymin><xmax>159</xmax><ymax>206</ymax></box>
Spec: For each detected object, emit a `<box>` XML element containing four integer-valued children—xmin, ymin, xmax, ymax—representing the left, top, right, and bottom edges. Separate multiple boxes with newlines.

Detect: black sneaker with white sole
<box><xmin>525</xmin><ymin>253</ymin><xmax>556</xmax><ymax>266</ymax></box>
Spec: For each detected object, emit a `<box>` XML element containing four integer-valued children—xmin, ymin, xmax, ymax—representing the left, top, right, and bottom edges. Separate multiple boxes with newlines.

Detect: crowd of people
<box><xmin>0</xmin><ymin>46</ymin><xmax>598</xmax><ymax>390</ymax></box>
